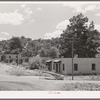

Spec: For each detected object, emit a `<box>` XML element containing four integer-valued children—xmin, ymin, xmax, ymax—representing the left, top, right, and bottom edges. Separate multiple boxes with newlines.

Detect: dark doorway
<box><xmin>56</xmin><ymin>63</ymin><xmax>59</xmax><ymax>73</ymax></box>
<box><xmin>47</xmin><ymin>62</ymin><xmax>52</xmax><ymax>71</ymax></box>
<box><xmin>1</xmin><ymin>55</ymin><xmax>5</xmax><ymax>62</ymax></box>
<box><xmin>19</xmin><ymin>59</ymin><xmax>23</xmax><ymax>64</ymax></box>
<box><xmin>10</xmin><ymin>59</ymin><xmax>12</xmax><ymax>63</ymax></box>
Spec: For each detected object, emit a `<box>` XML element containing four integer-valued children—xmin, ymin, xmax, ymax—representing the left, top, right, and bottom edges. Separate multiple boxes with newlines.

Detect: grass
<box><xmin>61</xmin><ymin>82</ymin><xmax>100</xmax><ymax>91</ymax></box>
<box><xmin>7</xmin><ymin>65</ymin><xmax>63</xmax><ymax>80</ymax></box>
<box><xmin>3</xmin><ymin>62</ymin><xmax>100</xmax><ymax>81</ymax></box>
<box><xmin>43</xmin><ymin>71</ymin><xmax>64</xmax><ymax>80</ymax></box>
<box><xmin>64</xmin><ymin>74</ymin><xmax>100</xmax><ymax>80</ymax></box>
<box><xmin>7</xmin><ymin>66</ymin><xmax>28</xmax><ymax>76</ymax></box>
<box><xmin>7</xmin><ymin>63</ymin><xmax>100</xmax><ymax>81</ymax></box>
<box><xmin>2</xmin><ymin>63</ymin><xmax>100</xmax><ymax>90</ymax></box>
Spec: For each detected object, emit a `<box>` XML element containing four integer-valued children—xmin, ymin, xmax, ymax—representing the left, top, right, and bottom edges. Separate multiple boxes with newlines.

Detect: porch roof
<box><xmin>46</xmin><ymin>60</ymin><xmax>52</xmax><ymax>63</ymax></box>
<box><xmin>53</xmin><ymin>59</ymin><xmax>61</xmax><ymax>63</ymax></box>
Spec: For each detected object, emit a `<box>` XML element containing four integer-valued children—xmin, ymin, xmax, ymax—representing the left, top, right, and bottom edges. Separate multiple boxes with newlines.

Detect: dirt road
<box><xmin>0</xmin><ymin>63</ymin><xmax>100</xmax><ymax>91</ymax></box>
<box><xmin>0</xmin><ymin>75</ymin><xmax>100</xmax><ymax>91</ymax></box>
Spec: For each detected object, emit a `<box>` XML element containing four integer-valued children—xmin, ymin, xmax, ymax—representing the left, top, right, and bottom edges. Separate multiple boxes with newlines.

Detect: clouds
<box><xmin>0</xmin><ymin>4</ymin><xmax>34</xmax><ymax>26</ymax></box>
<box><xmin>20</xmin><ymin>4</ymin><xmax>42</xmax><ymax>23</ymax></box>
<box><xmin>1</xmin><ymin>32</ymin><xmax>9</xmax><ymax>36</ymax></box>
<box><xmin>21</xmin><ymin>4</ymin><xmax>26</xmax><ymax>8</ymax></box>
<box><xmin>63</xmin><ymin>3</ymin><xmax>100</xmax><ymax>14</ymax></box>
<box><xmin>0</xmin><ymin>37</ymin><xmax>7</xmax><ymax>40</ymax></box>
<box><xmin>24</xmin><ymin>8</ymin><xmax>33</xmax><ymax>19</ymax></box>
<box><xmin>63</xmin><ymin>3</ymin><xmax>86</xmax><ymax>13</ymax></box>
<box><xmin>0</xmin><ymin>32</ymin><xmax>9</xmax><ymax>41</ymax></box>
<box><xmin>36</xmin><ymin>7</ymin><xmax>42</xmax><ymax>11</ymax></box>
<box><xmin>57</xmin><ymin>19</ymin><xmax>100</xmax><ymax>32</ymax></box>
<box><xmin>29</xmin><ymin>19</ymin><xmax>35</xmax><ymax>24</ymax></box>
<box><xmin>0</xmin><ymin>11</ymin><xmax>24</xmax><ymax>25</ymax></box>
<box><xmin>44</xmin><ymin>18</ymin><xmax>100</xmax><ymax>39</ymax></box>
<box><xmin>56</xmin><ymin>20</ymin><xmax>69</xmax><ymax>30</ymax></box>
<box><xmin>84</xmin><ymin>5</ymin><xmax>97</xmax><ymax>13</ymax></box>
<box><xmin>76</xmin><ymin>5</ymin><xmax>97</xmax><ymax>13</ymax></box>
<box><xmin>0</xmin><ymin>32</ymin><xmax>10</xmax><ymax>40</ymax></box>
<box><xmin>95</xmin><ymin>13</ymin><xmax>100</xmax><ymax>16</ymax></box>
<box><xmin>95</xmin><ymin>24</ymin><xmax>100</xmax><ymax>32</ymax></box>
<box><xmin>44</xmin><ymin>20</ymin><xmax>69</xmax><ymax>39</ymax></box>
<box><xmin>44</xmin><ymin>30</ymin><xmax>63</xmax><ymax>39</ymax></box>
<box><xmin>21</xmin><ymin>4</ymin><xmax>33</xmax><ymax>19</ymax></box>
<box><xmin>44</xmin><ymin>20</ymin><xmax>68</xmax><ymax>39</ymax></box>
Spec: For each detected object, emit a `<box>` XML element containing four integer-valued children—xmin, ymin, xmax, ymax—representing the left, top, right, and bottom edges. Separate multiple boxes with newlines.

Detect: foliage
<box><xmin>21</xmin><ymin>49</ymin><xmax>33</xmax><ymax>57</ymax></box>
<box><xmin>9</xmin><ymin>37</ymin><xmax>23</xmax><ymax>54</ymax></box>
<box><xmin>49</xmin><ymin>46</ymin><xmax>59</xmax><ymax>58</ymax></box>
<box><xmin>38</xmin><ymin>48</ymin><xmax>46</xmax><ymax>57</ymax></box>
<box><xmin>60</xmin><ymin>13</ymin><xmax>100</xmax><ymax>58</ymax></box>
<box><xmin>29</xmin><ymin>55</ymin><xmax>42</xmax><ymax>70</ymax></box>
<box><xmin>8</xmin><ymin>66</ymin><xmax>26</xmax><ymax>76</ymax></box>
<box><xmin>0</xmin><ymin>13</ymin><xmax>100</xmax><ymax>58</ymax></box>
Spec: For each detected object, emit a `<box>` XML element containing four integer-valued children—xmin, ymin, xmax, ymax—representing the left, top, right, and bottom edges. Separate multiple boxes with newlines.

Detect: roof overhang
<box><xmin>53</xmin><ymin>59</ymin><xmax>61</xmax><ymax>63</ymax></box>
<box><xmin>46</xmin><ymin>60</ymin><xmax>52</xmax><ymax>63</ymax></box>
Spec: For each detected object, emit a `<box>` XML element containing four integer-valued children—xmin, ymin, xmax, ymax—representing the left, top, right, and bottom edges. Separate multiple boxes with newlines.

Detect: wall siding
<box><xmin>61</xmin><ymin>58</ymin><xmax>100</xmax><ymax>75</ymax></box>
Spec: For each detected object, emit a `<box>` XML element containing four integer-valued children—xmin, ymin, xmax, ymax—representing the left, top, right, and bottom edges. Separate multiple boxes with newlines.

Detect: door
<box><xmin>56</xmin><ymin>63</ymin><xmax>59</xmax><ymax>73</ymax></box>
<box><xmin>47</xmin><ymin>62</ymin><xmax>52</xmax><ymax>71</ymax></box>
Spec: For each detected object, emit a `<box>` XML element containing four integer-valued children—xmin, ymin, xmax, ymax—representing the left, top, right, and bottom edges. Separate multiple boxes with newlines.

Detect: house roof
<box><xmin>53</xmin><ymin>59</ymin><xmax>61</xmax><ymax>63</ymax></box>
<box><xmin>46</xmin><ymin>60</ymin><xmax>52</xmax><ymax>63</ymax></box>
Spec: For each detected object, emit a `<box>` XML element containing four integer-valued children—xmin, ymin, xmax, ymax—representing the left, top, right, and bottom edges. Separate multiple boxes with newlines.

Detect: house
<box><xmin>0</xmin><ymin>54</ymin><xmax>30</xmax><ymax>64</ymax></box>
<box><xmin>46</xmin><ymin>58</ymin><xmax>100</xmax><ymax>75</ymax></box>
<box><xmin>95</xmin><ymin>54</ymin><xmax>100</xmax><ymax>58</ymax></box>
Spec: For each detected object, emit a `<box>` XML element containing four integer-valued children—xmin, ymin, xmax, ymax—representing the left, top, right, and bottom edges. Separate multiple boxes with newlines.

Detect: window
<box><xmin>10</xmin><ymin>59</ymin><xmax>12</xmax><ymax>63</ymax></box>
<box><xmin>63</xmin><ymin>64</ymin><xmax>65</xmax><ymax>71</ymax></box>
<box><xmin>74</xmin><ymin>64</ymin><xmax>78</xmax><ymax>71</ymax></box>
<box><xmin>9</xmin><ymin>56</ymin><xmax>11</xmax><ymax>58</ymax></box>
<box><xmin>6</xmin><ymin>60</ymin><xmax>8</xmax><ymax>63</ymax></box>
<box><xmin>16</xmin><ymin>59</ymin><xmax>17</xmax><ymax>63</ymax></box>
<box><xmin>19</xmin><ymin>59</ymin><xmax>23</xmax><ymax>64</ymax></box>
<box><xmin>92</xmin><ymin>64</ymin><xmax>96</xmax><ymax>71</ymax></box>
<box><xmin>25</xmin><ymin>59</ymin><xmax>29</xmax><ymax>62</ymax></box>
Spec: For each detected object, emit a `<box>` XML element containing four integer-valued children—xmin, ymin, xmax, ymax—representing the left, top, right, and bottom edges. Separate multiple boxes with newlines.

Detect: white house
<box><xmin>46</xmin><ymin>58</ymin><xmax>100</xmax><ymax>75</ymax></box>
<box><xmin>0</xmin><ymin>54</ymin><xmax>30</xmax><ymax>64</ymax></box>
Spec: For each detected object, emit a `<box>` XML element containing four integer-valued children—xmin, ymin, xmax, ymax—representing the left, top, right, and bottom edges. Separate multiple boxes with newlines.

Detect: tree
<box><xmin>29</xmin><ymin>55</ymin><xmax>42</xmax><ymax>69</ymax></box>
<box><xmin>26</xmin><ymin>41</ymin><xmax>38</xmax><ymax>56</ymax></box>
<box><xmin>21</xmin><ymin>49</ymin><xmax>33</xmax><ymax>57</ymax></box>
<box><xmin>38</xmin><ymin>48</ymin><xmax>46</xmax><ymax>57</ymax></box>
<box><xmin>60</xmin><ymin>13</ymin><xmax>100</xmax><ymax>58</ymax></box>
<box><xmin>49</xmin><ymin>46</ymin><xmax>59</xmax><ymax>58</ymax></box>
<box><xmin>9</xmin><ymin>37</ymin><xmax>23</xmax><ymax>54</ymax></box>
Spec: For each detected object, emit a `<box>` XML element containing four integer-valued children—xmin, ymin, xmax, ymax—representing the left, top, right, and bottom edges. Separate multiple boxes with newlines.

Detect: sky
<box><xmin>0</xmin><ymin>2</ymin><xmax>100</xmax><ymax>40</ymax></box>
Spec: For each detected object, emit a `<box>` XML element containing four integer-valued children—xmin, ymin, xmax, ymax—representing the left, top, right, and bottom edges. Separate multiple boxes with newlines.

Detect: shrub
<box><xmin>8</xmin><ymin>67</ymin><xmax>26</xmax><ymax>76</ymax></box>
<box><xmin>43</xmin><ymin>71</ymin><xmax>64</xmax><ymax>80</ymax></box>
<box><xmin>30</xmin><ymin>61</ymin><xmax>40</xmax><ymax>70</ymax></box>
<box><xmin>22</xmin><ymin>62</ymin><xmax>30</xmax><ymax>69</ymax></box>
<box><xmin>11</xmin><ymin>61</ymin><xmax>16</xmax><ymax>65</ymax></box>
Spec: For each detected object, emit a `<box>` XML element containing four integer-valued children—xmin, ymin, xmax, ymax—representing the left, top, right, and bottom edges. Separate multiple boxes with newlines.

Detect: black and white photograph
<box><xmin>0</xmin><ymin>1</ymin><xmax>100</xmax><ymax>94</ymax></box>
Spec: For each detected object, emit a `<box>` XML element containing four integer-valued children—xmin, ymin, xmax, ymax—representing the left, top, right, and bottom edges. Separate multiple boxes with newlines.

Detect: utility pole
<box><xmin>67</xmin><ymin>37</ymin><xmax>79</xmax><ymax>80</ymax></box>
<box><xmin>72</xmin><ymin>40</ymin><xmax>74</xmax><ymax>80</ymax></box>
<box><xmin>17</xmin><ymin>48</ymin><xmax>19</xmax><ymax>66</ymax></box>
<box><xmin>17</xmin><ymin>53</ymin><xmax>18</xmax><ymax>66</ymax></box>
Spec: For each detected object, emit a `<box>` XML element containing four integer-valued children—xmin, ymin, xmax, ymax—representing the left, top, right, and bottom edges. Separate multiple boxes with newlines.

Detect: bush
<box><xmin>30</xmin><ymin>61</ymin><xmax>40</xmax><ymax>70</ymax></box>
<box><xmin>11</xmin><ymin>61</ymin><xmax>16</xmax><ymax>65</ymax></box>
<box><xmin>8</xmin><ymin>67</ymin><xmax>26</xmax><ymax>76</ymax></box>
<box><xmin>22</xmin><ymin>62</ymin><xmax>30</xmax><ymax>69</ymax></box>
<box><xmin>43</xmin><ymin>71</ymin><xmax>64</xmax><ymax>80</ymax></box>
